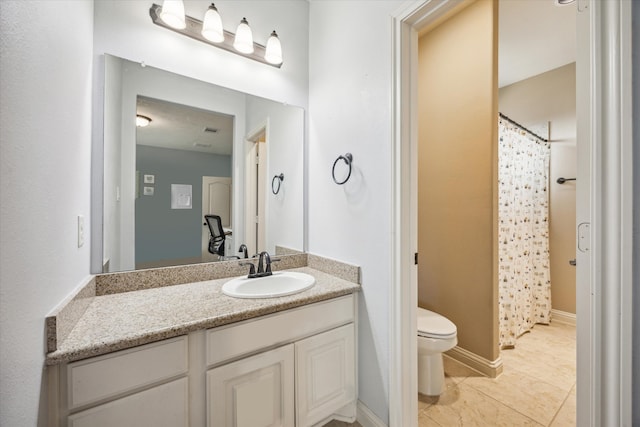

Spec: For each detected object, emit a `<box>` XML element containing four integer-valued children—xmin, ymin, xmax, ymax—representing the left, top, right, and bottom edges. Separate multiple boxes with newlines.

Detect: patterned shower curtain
<box><xmin>498</xmin><ymin>116</ymin><xmax>551</xmax><ymax>349</ymax></box>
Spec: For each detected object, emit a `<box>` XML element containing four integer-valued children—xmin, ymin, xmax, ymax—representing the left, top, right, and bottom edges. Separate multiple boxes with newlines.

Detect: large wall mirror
<box><xmin>94</xmin><ymin>54</ymin><xmax>304</xmax><ymax>273</ymax></box>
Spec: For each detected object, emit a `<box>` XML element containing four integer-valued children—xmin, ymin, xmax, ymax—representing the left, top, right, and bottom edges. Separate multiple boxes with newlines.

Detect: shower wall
<box><xmin>499</xmin><ymin>63</ymin><xmax>577</xmax><ymax>315</ymax></box>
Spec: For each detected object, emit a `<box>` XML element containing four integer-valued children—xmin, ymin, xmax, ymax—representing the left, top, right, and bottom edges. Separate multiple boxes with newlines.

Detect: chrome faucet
<box><xmin>239</xmin><ymin>251</ymin><xmax>280</xmax><ymax>279</ymax></box>
<box><xmin>238</xmin><ymin>244</ymin><xmax>248</xmax><ymax>259</ymax></box>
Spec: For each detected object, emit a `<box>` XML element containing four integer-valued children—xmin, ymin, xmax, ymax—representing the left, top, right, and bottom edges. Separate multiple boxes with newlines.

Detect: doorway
<box><xmin>389</xmin><ymin>1</ymin><xmax>633</xmax><ymax>426</ymax></box>
<box><xmin>245</xmin><ymin>125</ymin><xmax>268</xmax><ymax>256</ymax></box>
<box><xmin>201</xmin><ymin>176</ymin><xmax>232</xmax><ymax>261</ymax></box>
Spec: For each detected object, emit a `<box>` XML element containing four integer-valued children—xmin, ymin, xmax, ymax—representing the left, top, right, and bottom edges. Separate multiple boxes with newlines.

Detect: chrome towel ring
<box><xmin>332</xmin><ymin>153</ymin><xmax>353</xmax><ymax>185</ymax></box>
<box><xmin>272</xmin><ymin>173</ymin><xmax>284</xmax><ymax>194</ymax></box>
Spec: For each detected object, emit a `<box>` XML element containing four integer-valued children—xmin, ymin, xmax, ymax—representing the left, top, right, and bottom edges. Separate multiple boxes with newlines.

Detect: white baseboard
<box><xmin>357</xmin><ymin>400</ymin><xmax>387</xmax><ymax>427</ymax></box>
<box><xmin>445</xmin><ymin>346</ymin><xmax>503</xmax><ymax>378</ymax></box>
<box><xmin>551</xmin><ymin>309</ymin><xmax>577</xmax><ymax>326</ymax></box>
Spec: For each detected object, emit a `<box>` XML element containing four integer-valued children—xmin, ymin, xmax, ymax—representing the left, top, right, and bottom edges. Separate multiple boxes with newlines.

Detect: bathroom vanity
<box><xmin>46</xmin><ymin>256</ymin><xmax>360</xmax><ymax>427</ymax></box>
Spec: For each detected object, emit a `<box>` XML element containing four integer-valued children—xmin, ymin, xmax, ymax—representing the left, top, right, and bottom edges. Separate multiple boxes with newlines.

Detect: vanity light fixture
<box><xmin>136</xmin><ymin>115</ymin><xmax>152</xmax><ymax>127</ymax></box>
<box><xmin>149</xmin><ymin>3</ymin><xmax>283</xmax><ymax>68</ymax></box>
<box><xmin>265</xmin><ymin>31</ymin><xmax>283</xmax><ymax>65</ymax></box>
<box><xmin>201</xmin><ymin>3</ymin><xmax>224</xmax><ymax>43</ymax></box>
<box><xmin>159</xmin><ymin>0</ymin><xmax>186</xmax><ymax>29</ymax></box>
<box><xmin>233</xmin><ymin>18</ymin><xmax>254</xmax><ymax>54</ymax></box>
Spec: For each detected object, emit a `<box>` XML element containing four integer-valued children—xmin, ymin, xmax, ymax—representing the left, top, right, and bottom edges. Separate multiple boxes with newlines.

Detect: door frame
<box><xmin>389</xmin><ymin>1</ymin><xmax>633</xmax><ymax>426</ymax></box>
<box><xmin>245</xmin><ymin>120</ymin><xmax>269</xmax><ymax>256</ymax></box>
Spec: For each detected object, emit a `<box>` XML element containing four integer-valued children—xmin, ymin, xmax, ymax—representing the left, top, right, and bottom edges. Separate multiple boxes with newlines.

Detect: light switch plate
<box><xmin>143</xmin><ymin>174</ymin><xmax>155</xmax><ymax>184</ymax></box>
<box><xmin>143</xmin><ymin>186</ymin><xmax>154</xmax><ymax>196</ymax></box>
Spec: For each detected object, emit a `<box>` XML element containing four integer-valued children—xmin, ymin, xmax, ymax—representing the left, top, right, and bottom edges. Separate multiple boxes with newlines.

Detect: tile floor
<box><xmin>323</xmin><ymin>321</ymin><xmax>575</xmax><ymax>427</ymax></box>
<box><xmin>323</xmin><ymin>421</ymin><xmax>362</xmax><ymax>427</ymax></box>
<box><xmin>420</xmin><ymin>321</ymin><xmax>576</xmax><ymax>426</ymax></box>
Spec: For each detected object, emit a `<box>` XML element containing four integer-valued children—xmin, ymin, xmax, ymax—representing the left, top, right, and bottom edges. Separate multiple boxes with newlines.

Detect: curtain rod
<box><xmin>499</xmin><ymin>112</ymin><xmax>549</xmax><ymax>143</ymax></box>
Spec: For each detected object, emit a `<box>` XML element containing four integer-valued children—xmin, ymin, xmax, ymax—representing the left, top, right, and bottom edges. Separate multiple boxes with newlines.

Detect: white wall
<box><xmin>0</xmin><ymin>1</ymin><xmax>94</xmax><ymax>426</ymax></box>
<box><xmin>308</xmin><ymin>1</ymin><xmax>400</xmax><ymax>422</ymax></box>
<box><xmin>103</xmin><ymin>55</ymin><xmax>123</xmax><ymax>272</ymax></box>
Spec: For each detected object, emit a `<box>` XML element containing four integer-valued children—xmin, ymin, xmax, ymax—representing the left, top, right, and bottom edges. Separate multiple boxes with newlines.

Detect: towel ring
<box><xmin>272</xmin><ymin>173</ymin><xmax>284</xmax><ymax>194</ymax></box>
<box><xmin>332</xmin><ymin>153</ymin><xmax>353</xmax><ymax>185</ymax></box>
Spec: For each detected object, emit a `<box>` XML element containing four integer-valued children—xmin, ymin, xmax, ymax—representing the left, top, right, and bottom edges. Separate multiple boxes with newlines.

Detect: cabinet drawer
<box><xmin>67</xmin><ymin>377</ymin><xmax>188</xmax><ymax>427</ymax></box>
<box><xmin>207</xmin><ymin>295</ymin><xmax>354</xmax><ymax>366</ymax></box>
<box><xmin>67</xmin><ymin>336</ymin><xmax>188</xmax><ymax>410</ymax></box>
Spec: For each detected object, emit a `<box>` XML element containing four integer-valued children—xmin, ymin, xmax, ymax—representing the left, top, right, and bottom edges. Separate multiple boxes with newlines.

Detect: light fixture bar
<box><xmin>149</xmin><ymin>4</ymin><xmax>281</xmax><ymax>68</ymax></box>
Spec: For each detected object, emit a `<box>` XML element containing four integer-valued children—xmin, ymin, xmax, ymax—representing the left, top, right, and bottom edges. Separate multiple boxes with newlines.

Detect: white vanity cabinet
<box><xmin>295</xmin><ymin>324</ymin><xmax>355</xmax><ymax>427</ymax></box>
<box><xmin>206</xmin><ymin>344</ymin><xmax>295</xmax><ymax>427</ymax></box>
<box><xmin>204</xmin><ymin>295</ymin><xmax>356</xmax><ymax>427</ymax></box>
<box><xmin>55</xmin><ymin>336</ymin><xmax>189</xmax><ymax>427</ymax></box>
<box><xmin>50</xmin><ymin>294</ymin><xmax>357</xmax><ymax>427</ymax></box>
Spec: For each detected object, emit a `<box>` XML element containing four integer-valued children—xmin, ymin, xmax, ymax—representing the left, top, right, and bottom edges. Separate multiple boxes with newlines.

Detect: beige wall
<box><xmin>418</xmin><ymin>0</ymin><xmax>499</xmax><ymax>362</ymax></box>
<box><xmin>499</xmin><ymin>63</ymin><xmax>577</xmax><ymax>314</ymax></box>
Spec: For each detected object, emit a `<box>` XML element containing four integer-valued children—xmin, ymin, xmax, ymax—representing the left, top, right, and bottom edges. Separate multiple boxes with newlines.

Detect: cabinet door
<box><xmin>67</xmin><ymin>377</ymin><xmax>188</xmax><ymax>427</ymax></box>
<box><xmin>207</xmin><ymin>344</ymin><xmax>294</xmax><ymax>427</ymax></box>
<box><xmin>295</xmin><ymin>324</ymin><xmax>355</xmax><ymax>427</ymax></box>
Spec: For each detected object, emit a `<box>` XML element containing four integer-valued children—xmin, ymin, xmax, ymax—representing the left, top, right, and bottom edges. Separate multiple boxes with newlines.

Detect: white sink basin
<box><xmin>222</xmin><ymin>271</ymin><xmax>316</xmax><ymax>299</ymax></box>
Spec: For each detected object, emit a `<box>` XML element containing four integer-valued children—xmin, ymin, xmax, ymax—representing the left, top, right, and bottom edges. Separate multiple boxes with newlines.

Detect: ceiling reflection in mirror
<box><xmin>96</xmin><ymin>54</ymin><xmax>304</xmax><ymax>274</ymax></box>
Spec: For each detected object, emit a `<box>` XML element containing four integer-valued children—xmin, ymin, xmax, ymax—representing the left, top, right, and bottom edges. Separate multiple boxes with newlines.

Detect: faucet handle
<box><xmin>265</xmin><ymin>257</ymin><xmax>280</xmax><ymax>274</ymax></box>
<box><xmin>238</xmin><ymin>261</ymin><xmax>256</xmax><ymax>277</ymax></box>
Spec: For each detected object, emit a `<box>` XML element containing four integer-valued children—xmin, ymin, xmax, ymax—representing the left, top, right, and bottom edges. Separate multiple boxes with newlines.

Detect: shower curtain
<box><xmin>498</xmin><ymin>116</ymin><xmax>551</xmax><ymax>349</ymax></box>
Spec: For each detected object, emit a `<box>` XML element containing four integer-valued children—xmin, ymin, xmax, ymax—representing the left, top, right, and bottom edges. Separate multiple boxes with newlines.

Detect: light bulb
<box><xmin>202</xmin><ymin>3</ymin><xmax>224</xmax><ymax>43</ymax></box>
<box><xmin>136</xmin><ymin>115</ymin><xmax>152</xmax><ymax>127</ymax></box>
<box><xmin>160</xmin><ymin>0</ymin><xmax>186</xmax><ymax>29</ymax></box>
<box><xmin>233</xmin><ymin>18</ymin><xmax>254</xmax><ymax>54</ymax></box>
<box><xmin>264</xmin><ymin>31</ymin><xmax>283</xmax><ymax>65</ymax></box>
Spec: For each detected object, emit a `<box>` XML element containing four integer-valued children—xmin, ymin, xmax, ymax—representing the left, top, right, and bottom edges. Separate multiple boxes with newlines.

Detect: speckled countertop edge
<box><xmin>45</xmin><ymin>276</ymin><xmax>96</xmax><ymax>353</ymax></box>
<box><xmin>46</xmin><ymin>267</ymin><xmax>360</xmax><ymax>365</ymax></box>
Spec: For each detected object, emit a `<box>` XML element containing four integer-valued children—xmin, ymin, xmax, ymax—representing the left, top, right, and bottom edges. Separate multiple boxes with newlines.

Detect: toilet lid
<box><xmin>417</xmin><ymin>307</ymin><xmax>457</xmax><ymax>339</ymax></box>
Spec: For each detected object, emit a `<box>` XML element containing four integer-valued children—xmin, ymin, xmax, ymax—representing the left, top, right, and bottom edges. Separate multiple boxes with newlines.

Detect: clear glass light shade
<box><xmin>201</xmin><ymin>4</ymin><xmax>224</xmax><ymax>43</ymax></box>
<box><xmin>160</xmin><ymin>0</ymin><xmax>186</xmax><ymax>29</ymax></box>
<box><xmin>136</xmin><ymin>115</ymin><xmax>152</xmax><ymax>127</ymax></box>
<box><xmin>264</xmin><ymin>31</ymin><xmax>283</xmax><ymax>65</ymax></box>
<box><xmin>233</xmin><ymin>18</ymin><xmax>254</xmax><ymax>54</ymax></box>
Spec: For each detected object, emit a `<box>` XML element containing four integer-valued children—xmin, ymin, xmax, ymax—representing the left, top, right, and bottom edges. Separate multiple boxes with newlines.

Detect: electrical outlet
<box><xmin>77</xmin><ymin>215</ymin><xmax>84</xmax><ymax>248</ymax></box>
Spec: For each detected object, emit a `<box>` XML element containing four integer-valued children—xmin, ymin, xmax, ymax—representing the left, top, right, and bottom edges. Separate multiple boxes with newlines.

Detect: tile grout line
<box><xmin>461</xmin><ymin>380</ymin><xmax>546</xmax><ymax>426</ymax></box>
<box><xmin>499</xmin><ymin>358</ymin><xmax>576</xmax><ymax>394</ymax></box>
<box><xmin>546</xmin><ymin>382</ymin><xmax>576</xmax><ymax>426</ymax></box>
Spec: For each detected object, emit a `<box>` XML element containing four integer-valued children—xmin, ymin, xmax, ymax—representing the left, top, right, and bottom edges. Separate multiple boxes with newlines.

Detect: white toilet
<box><xmin>417</xmin><ymin>307</ymin><xmax>457</xmax><ymax>396</ymax></box>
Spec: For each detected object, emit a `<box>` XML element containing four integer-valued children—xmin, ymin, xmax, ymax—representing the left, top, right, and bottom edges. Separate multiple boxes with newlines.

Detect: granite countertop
<box><xmin>46</xmin><ymin>267</ymin><xmax>360</xmax><ymax>365</ymax></box>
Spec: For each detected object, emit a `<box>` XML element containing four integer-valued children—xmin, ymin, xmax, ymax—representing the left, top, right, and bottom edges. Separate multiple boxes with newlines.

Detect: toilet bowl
<box><xmin>417</xmin><ymin>308</ymin><xmax>457</xmax><ymax>396</ymax></box>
